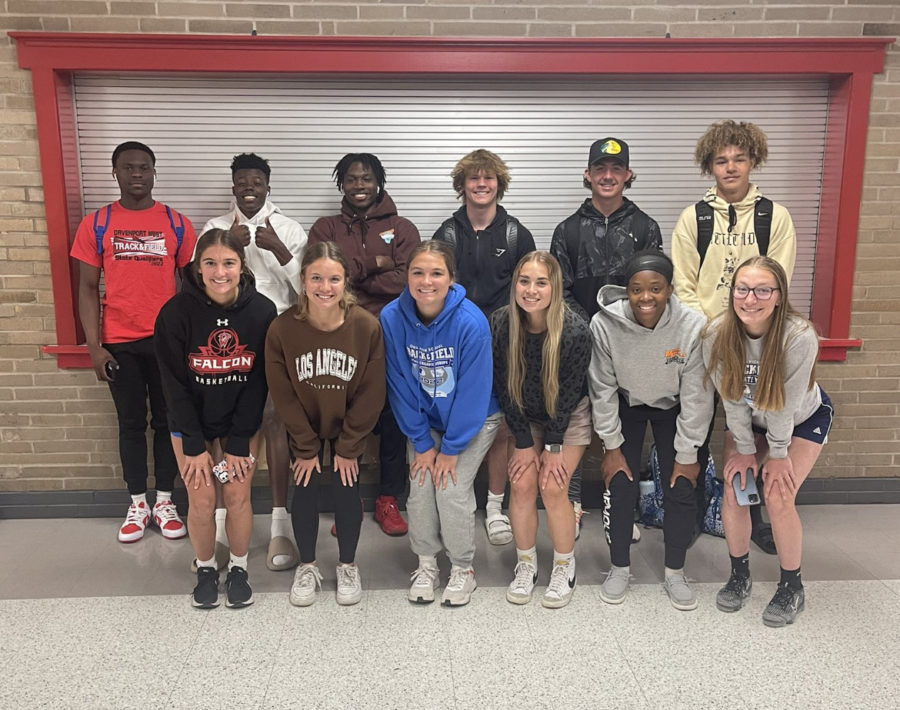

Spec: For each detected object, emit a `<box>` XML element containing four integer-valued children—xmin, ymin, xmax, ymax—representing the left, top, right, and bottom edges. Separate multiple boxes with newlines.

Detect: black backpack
<box><xmin>694</xmin><ymin>197</ymin><xmax>772</xmax><ymax>266</ymax></box>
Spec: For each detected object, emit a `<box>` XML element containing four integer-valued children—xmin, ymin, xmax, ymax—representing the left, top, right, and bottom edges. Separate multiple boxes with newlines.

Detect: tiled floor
<box><xmin>1</xmin><ymin>504</ymin><xmax>898</xmax><ymax>709</ymax></box>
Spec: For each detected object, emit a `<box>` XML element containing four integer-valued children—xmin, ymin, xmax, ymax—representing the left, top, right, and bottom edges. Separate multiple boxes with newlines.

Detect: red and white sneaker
<box><xmin>153</xmin><ymin>499</ymin><xmax>187</xmax><ymax>540</ymax></box>
<box><xmin>118</xmin><ymin>501</ymin><xmax>151</xmax><ymax>543</ymax></box>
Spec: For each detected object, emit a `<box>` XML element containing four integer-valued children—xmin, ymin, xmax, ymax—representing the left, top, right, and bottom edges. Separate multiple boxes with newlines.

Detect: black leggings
<box><xmin>291</xmin><ymin>445</ymin><xmax>362</xmax><ymax>565</ymax></box>
<box><xmin>606</xmin><ymin>396</ymin><xmax>701</xmax><ymax>569</ymax></box>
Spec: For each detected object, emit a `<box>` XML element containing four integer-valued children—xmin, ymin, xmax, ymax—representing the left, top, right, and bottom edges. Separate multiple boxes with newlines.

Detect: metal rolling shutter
<box><xmin>74</xmin><ymin>74</ymin><xmax>827</xmax><ymax>314</ymax></box>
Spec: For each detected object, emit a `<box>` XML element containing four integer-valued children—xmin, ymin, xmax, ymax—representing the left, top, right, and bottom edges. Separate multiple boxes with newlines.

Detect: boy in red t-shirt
<box><xmin>71</xmin><ymin>141</ymin><xmax>197</xmax><ymax>543</ymax></box>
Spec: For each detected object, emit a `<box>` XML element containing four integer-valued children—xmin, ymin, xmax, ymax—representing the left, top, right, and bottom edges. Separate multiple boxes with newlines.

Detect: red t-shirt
<box><xmin>70</xmin><ymin>201</ymin><xmax>197</xmax><ymax>343</ymax></box>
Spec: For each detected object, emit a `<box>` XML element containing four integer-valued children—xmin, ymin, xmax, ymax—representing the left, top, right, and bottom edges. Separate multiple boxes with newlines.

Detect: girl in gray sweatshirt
<box><xmin>588</xmin><ymin>251</ymin><xmax>713</xmax><ymax>611</ymax></box>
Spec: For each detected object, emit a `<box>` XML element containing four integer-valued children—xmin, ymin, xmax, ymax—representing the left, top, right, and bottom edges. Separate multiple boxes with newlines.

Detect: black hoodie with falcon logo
<box><xmin>154</xmin><ymin>265</ymin><xmax>276</xmax><ymax>458</ymax></box>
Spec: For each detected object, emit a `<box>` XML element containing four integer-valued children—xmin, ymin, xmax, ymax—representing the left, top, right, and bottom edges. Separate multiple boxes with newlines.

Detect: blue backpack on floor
<box><xmin>638</xmin><ymin>445</ymin><xmax>724</xmax><ymax>537</ymax></box>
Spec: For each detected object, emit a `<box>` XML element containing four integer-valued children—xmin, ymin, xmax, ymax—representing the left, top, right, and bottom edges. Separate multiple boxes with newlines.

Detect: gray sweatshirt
<box><xmin>588</xmin><ymin>286</ymin><xmax>714</xmax><ymax>464</ymax></box>
<box><xmin>702</xmin><ymin>314</ymin><xmax>821</xmax><ymax>460</ymax></box>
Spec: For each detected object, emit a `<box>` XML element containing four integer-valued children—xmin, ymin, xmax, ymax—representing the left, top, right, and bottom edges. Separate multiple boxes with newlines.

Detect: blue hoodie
<box><xmin>380</xmin><ymin>283</ymin><xmax>499</xmax><ymax>456</ymax></box>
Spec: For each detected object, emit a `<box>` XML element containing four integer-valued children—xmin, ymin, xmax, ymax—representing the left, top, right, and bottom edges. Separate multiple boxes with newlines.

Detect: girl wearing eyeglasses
<box><xmin>703</xmin><ymin>256</ymin><xmax>833</xmax><ymax>627</ymax></box>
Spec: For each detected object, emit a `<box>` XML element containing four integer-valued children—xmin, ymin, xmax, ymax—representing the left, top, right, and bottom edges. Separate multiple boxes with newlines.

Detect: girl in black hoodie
<box><xmin>155</xmin><ymin>228</ymin><xmax>276</xmax><ymax>609</ymax></box>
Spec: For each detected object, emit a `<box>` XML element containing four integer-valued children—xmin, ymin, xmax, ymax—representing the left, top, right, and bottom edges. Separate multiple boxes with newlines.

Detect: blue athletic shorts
<box><xmin>749</xmin><ymin>387</ymin><xmax>834</xmax><ymax>445</ymax></box>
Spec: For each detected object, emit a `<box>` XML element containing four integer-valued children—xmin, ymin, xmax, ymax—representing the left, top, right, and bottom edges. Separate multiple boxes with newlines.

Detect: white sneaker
<box><xmin>289</xmin><ymin>563</ymin><xmax>322</xmax><ymax>607</ymax></box>
<box><xmin>408</xmin><ymin>564</ymin><xmax>440</xmax><ymax>604</ymax></box>
<box><xmin>541</xmin><ymin>561</ymin><xmax>576</xmax><ymax>608</ymax></box>
<box><xmin>506</xmin><ymin>560</ymin><xmax>538</xmax><ymax>605</ymax></box>
<box><xmin>118</xmin><ymin>501</ymin><xmax>150</xmax><ymax>543</ymax></box>
<box><xmin>336</xmin><ymin>564</ymin><xmax>362</xmax><ymax>606</ymax></box>
<box><xmin>152</xmin><ymin>499</ymin><xmax>187</xmax><ymax>540</ymax></box>
<box><xmin>441</xmin><ymin>566</ymin><xmax>476</xmax><ymax>607</ymax></box>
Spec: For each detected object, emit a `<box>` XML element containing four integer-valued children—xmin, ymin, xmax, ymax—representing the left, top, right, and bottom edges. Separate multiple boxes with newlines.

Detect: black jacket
<box><xmin>550</xmin><ymin>197</ymin><xmax>662</xmax><ymax>319</ymax></box>
<box><xmin>154</xmin><ymin>267</ymin><xmax>276</xmax><ymax>457</ymax></box>
<box><xmin>433</xmin><ymin>205</ymin><xmax>536</xmax><ymax>318</ymax></box>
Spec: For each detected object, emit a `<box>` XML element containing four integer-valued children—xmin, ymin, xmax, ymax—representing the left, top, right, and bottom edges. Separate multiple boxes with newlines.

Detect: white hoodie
<box><xmin>203</xmin><ymin>198</ymin><xmax>307</xmax><ymax>315</ymax></box>
<box><xmin>588</xmin><ymin>286</ymin><xmax>714</xmax><ymax>464</ymax></box>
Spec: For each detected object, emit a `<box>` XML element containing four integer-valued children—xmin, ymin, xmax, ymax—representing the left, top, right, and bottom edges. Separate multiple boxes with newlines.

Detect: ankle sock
<box><xmin>418</xmin><ymin>555</ymin><xmax>438</xmax><ymax>570</ymax></box>
<box><xmin>664</xmin><ymin>566</ymin><xmax>684</xmax><ymax>580</ymax></box>
<box><xmin>486</xmin><ymin>491</ymin><xmax>504</xmax><ymax>515</ymax></box>
<box><xmin>553</xmin><ymin>549</ymin><xmax>575</xmax><ymax>580</ymax></box>
<box><xmin>229</xmin><ymin>552</ymin><xmax>248</xmax><ymax>571</ymax></box>
<box><xmin>155</xmin><ymin>490</ymin><xmax>172</xmax><ymax>504</ymax></box>
<box><xmin>516</xmin><ymin>546</ymin><xmax>537</xmax><ymax>567</ymax></box>
<box><xmin>196</xmin><ymin>555</ymin><xmax>216</xmax><ymax>570</ymax></box>
<box><xmin>730</xmin><ymin>552</ymin><xmax>750</xmax><ymax>578</ymax></box>
<box><xmin>780</xmin><ymin>566</ymin><xmax>802</xmax><ymax>591</ymax></box>
<box><xmin>214</xmin><ymin>508</ymin><xmax>228</xmax><ymax>546</ymax></box>
<box><xmin>131</xmin><ymin>493</ymin><xmax>147</xmax><ymax>506</ymax></box>
<box><xmin>270</xmin><ymin>507</ymin><xmax>291</xmax><ymax>539</ymax></box>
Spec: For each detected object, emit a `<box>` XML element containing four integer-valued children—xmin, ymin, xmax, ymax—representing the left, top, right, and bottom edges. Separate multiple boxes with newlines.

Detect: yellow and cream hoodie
<box><xmin>671</xmin><ymin>184</ymin><xmax>796</xmax><ymax>319</ymax></box>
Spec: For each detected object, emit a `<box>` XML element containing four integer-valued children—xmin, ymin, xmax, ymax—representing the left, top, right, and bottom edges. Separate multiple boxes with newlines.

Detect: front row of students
<box><xmin>154</xmin><ymin>235</ymin><xmax>830</xmax><ymax>627</ymax></box>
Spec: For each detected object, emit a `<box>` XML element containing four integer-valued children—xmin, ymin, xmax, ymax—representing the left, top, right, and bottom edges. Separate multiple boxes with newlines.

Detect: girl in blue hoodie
<box><xmin>380</xmin><ymin>240</ymin><xmax>501</xmax><ymax>607</ymax></box>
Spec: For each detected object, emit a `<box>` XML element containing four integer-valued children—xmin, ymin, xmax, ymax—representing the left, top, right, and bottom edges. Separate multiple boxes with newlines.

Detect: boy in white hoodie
<box><xmin>203</xmin><ymin>153</ymin><xmax>308</xmax><ymax>572</ymax></box>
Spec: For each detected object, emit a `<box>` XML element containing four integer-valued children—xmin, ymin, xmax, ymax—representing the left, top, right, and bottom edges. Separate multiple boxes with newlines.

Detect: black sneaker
<box><xmin>225</xmin><ymin>566</ymin><xmax>254</xmax><ymax>608</ymax></box>
<box><xmin>192</xmin><ymin>566</ymin><xmax>220</xmax><ymax>609</ymax></box>
<box><xmin>762</xmin><ymin>583</ymin><xmax>804</xmax><ymax>627</ymax></box>
<box><xmin>715</xmin><ymin>571</ymin><xmax>751</xmax><ymax>613</ymax></box>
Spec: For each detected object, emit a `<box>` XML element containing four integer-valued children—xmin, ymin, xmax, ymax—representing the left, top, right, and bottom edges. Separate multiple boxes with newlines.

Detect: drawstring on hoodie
<box><xmin>727</xmin><ymin>204</ymin><xmax>737</xmax><ymax>234</ymax></box>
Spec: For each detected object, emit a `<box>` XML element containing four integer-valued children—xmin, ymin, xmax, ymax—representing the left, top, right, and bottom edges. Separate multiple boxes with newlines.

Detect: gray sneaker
<box><xmin>336</xmin><ymin>564</ymin><xmax>362</xmax><ymax>606</ymax></box>
<box><xmin>441</xmin><ymin>566</ymin><xmax>476</xmax><ymax>607</ymax></box>
<box><xmin>664</xmin><ymin>572</ymin><xmax>698</xmax><ymax>611</ymax></box>
<box><xmin>716</xmin><ymin>572</ymin><xmax>752</xmax><ymax>613</ymax></box>
<box><xmin>762</xmin><ymin>583</ymin><xmax>805</xmax><ymax>627</ymax></box>
<box><xmin>506</xmin><ymin>560</ymin><xmax>538</xmax><ymax>605</ymax></box>
<box><xmin>599</xmin><ymin>565</ymin><xmax>630</xmax><ymax>605</ymax></box>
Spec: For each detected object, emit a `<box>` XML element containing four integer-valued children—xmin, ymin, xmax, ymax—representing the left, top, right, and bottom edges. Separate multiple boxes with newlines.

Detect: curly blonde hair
<box><xmin>695</xmin><ymin>120</ymin><xmax>769</xmax><ymax>176</ymax></box>
<box><xmin>451</xmin><ymin>149</ymin><xmax>510</xmax><ymax>202</ymax></box>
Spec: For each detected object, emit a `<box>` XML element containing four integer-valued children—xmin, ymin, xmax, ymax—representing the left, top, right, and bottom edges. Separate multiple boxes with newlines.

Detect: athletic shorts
<box><xmin>749</xmin><ymin>387</ymin><xmax>834</xmax><ymax>445</ymax></box>
<box><xmin>528</xmin><ymin>396</ymin><xmax>593</xmax><ymax>447</ymax></box>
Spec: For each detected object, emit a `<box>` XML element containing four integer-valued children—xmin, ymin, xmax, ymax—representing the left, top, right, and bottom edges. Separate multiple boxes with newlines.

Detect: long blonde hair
<box><xmin>506</xmin><ymin>251</ymin><xmax>566</xmax><ymax>418</ymax></box>
<box><xmin>293</xmin><ymin>242</ymin><xmax>356</xmax><ymax>321</ymax></box>
<box><xmin>704</xmin><ymin>256</ymin><xmax>815</xmax><ymax>411</ymax></box>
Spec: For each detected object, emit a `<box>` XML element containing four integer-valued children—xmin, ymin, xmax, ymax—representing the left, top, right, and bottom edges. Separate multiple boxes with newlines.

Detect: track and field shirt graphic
<box><xmin>265</xmin><ymin>305</ymin><xmax>385</xmax><ymax>461</ymax></box>
<box><xmin>70</xmin><ymin>201</ymin><xmax>197</xmax><ymax>343</ymax></box>
<box><xmin>154</xmin><ymin>268</ymin><xmax>276</xmax><ymax>458</ymax></box>
<box><xmin>380</xmin><ymin>283</ymin><xmax>498</xmax><ymax>457</ymax></box>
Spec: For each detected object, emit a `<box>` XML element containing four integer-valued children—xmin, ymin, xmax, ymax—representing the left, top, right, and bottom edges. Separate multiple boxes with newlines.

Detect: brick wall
<box><xmin>0</xmin><ymin>1</ymin><xmax>898</xmax><ymax>492</ymax></box>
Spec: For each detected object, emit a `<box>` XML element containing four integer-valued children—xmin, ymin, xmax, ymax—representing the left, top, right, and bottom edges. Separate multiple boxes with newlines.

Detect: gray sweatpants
<box><xmin>407</xmin><ymin>413</ymin><xmax>502</xmax><ymax>569</ymax></box>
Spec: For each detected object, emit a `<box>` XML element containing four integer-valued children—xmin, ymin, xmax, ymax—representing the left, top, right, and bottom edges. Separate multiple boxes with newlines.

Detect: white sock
<box><xmin>516</xmin><ymin>546</ymin><xmax>537</xmax><ymax>567</ymax></box>
<box><xmin>665</xmin><ymin>566</ymin><xmax>684</xmax><ymax>579</ymax></box>
<box><xmin>229</xmin><ymin>552</ymin><xmax>248</xmax><ymax>571</ymax></box>
<box><xmin>196</xmin><ymin>555</ymin><xmax>216</xmax><ymax>570</ymax></box>
<box><xmin>554</xmin><ymin>549</ymin><xmax>576</xmax><ymax>580</ymax></box>
<box><xmin>418</xmin><ymin>555</ymin><xmax>438</xmax><ymax>570</ymax></box>
<box><xmin>155</xmin><ymin>490</ymin><xmax>172</xmax><ymax>504</ymax></box>
<box><xmin>486</xmin><ymin>491</ymin><xmax>504</xmax><ymax>515</ymax></box>
<box><xmin>215</xmin><ymin>508</ymin><xmax>228</xmax><ymax>546</ymax></box>
<box><xmin>270</xmin><ymin>507</ymin><xmax>291</xmax><ymax>539</ymax></box>
<box><xmin>131</xmin><ymin>493</ymin><xmax>147</xmax><ymax>507</ymax></box>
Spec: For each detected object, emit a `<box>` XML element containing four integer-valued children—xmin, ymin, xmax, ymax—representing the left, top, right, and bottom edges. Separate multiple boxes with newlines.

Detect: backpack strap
<box><xmin>694</xmin><ymin>200</ymin><xmax>715</xmax><ymax>268</ymax></box>
<box><xmin>754</xmin><ymin>197</ymin><xmax>773</xmax><ymax>256</ymax></box>
<box><xmin>441</xmin><ymin>219</ymin><xmax>457</xmax><ymax>248</ymax></box>
<box><xmin>92</xmin><ymin>204</ymin><xmax>113</xmax><ymax>255</ymax></box>
<box><xmin>505</xmin><ymin>217</ymin><xmax>519</xmax><ymax>257</ymax></box>
<box><xmin>164</xmin><ymin>204</ymin><xmax>185</xmax><ymax>257</ymax></box>
<box><xmin>630</xmin><ymin>210</ymin><xmax>650</xmax><ymax>247</ymax></box>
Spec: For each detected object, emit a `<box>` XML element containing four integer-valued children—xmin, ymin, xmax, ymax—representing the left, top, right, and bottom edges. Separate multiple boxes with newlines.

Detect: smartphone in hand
<box><xmin>732</xmin><ymin>467</ymin><xmax>761</xmax><ymax>506</ymax></box>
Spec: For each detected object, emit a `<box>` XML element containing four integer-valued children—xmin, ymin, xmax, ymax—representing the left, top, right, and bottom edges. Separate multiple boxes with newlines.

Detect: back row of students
<box><xmin>71</xmin><ymin>120</ymin><xmax>829</xmax><ymax>626</ymax></box>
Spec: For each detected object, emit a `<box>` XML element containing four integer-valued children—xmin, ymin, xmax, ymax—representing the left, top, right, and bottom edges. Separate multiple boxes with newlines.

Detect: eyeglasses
<box><xmin>733</xmin><ymin>285</ymin><xmax>779</xmax><ymax>300</ymax></box>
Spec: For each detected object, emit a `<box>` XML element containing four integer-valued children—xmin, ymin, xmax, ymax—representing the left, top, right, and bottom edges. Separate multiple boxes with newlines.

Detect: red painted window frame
<box><xmin>11</xmin><ymin>33</ymin><xmax>891</xmax><ymax>366</ymax></box>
